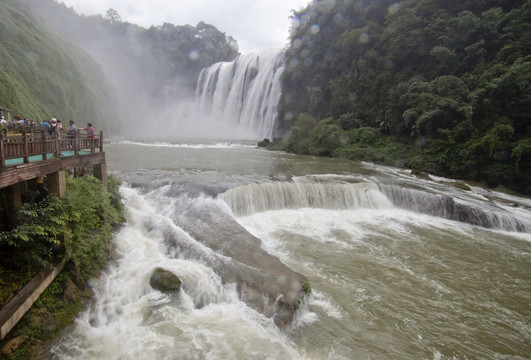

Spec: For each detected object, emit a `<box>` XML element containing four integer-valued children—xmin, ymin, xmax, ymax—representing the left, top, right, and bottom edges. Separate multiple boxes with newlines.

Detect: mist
<box><xmin>20</xmin><ymin>0</ymin><xmax>247</xmax><ymax>138</ymax></box>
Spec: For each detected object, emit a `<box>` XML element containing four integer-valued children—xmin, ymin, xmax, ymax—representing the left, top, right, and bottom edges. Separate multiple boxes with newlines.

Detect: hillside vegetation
<box><xmin>19</xmin><ymin>0</ymin><xmax>240</xmax><ymax>131</ymax></box>
<box><xmin>281</xmin><ymin>0</ymin><xmax>531</xmax><ymax>194</ymax></box>
<box><xmin>0</xmin><ymin>0</ymin><xmax>118</xmax><ymax>131</ymax></box>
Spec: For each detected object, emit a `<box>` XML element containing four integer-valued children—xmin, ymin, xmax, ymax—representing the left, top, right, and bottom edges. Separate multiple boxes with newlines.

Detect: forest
<box><xmin>280</xmin><ymin>0</ymin><xmax>531</xmax><ymax>195</ymax></box>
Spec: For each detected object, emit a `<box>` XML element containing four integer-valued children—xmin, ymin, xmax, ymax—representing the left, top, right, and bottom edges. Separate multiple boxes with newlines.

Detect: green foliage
<box><xmin>0</xmin><ymin>175</ymin><xmax>124</xmax><ymax>276</ymax></box>
<box><xmin>303</xmin><ymin>281</ymin><xmax>312</xmax><ymax>295</ymax></box>
<box><xmin>456</xmin><ymin>182</ymin><xmax>472</xmax><ymax>191</ymax></box>
<box><xmin>281</xmin><ymin>0</ymin><xmax>531</xmax><ymax>194</ymax></box>
<box><xmin>62</xmin><ymin>176</ymin><xmax>123</xmax><ymax>275</ymax></box>
<box><xmin>34</xmin><ymin>271</ymin><xmax>69</xmax><ymax>307</ymax></box>
<box><xmin>0</xmin><ymin>197</ymin><xmax>66</xmax><ymax>272</ymax></box>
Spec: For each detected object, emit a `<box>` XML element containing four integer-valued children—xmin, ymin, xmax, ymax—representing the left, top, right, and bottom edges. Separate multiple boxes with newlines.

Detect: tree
<box><xmin>105</xmin><ymin>8</ymin><xmax>121</xmax><ymax>24</ymax></box>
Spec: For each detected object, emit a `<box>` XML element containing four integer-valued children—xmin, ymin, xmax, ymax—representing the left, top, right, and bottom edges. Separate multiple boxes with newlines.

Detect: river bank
<box><xmin>0</xmin><ymin>175</ymin><xmax>124</xmax><ymax>359</ymax></box>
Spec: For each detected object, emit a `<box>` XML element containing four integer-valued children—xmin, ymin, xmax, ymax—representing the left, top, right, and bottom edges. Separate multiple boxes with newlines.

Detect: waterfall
<box><xmin>195</xmin><ymin>49</ymin><xmax>285</xmax><ymax>139</ymax></box>
<box><xmin>380</xmin><ymin>184</ymin><xmax>531</xmax><ymax>233</ymax></box>
<box><xmin>219</xmin><ymin>182</ymin><xmax>393</xmax><ymax>216</ymax></box>
<box><xmin>219</xmin><ymin>181</ymin><xmax>531</xmax><ymax>233</ymax></box>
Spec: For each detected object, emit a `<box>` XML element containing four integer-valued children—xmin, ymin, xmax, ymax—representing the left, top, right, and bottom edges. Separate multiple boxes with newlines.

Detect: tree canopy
<box><xmin>281</xmin><ymin>0</ymin><xmax>531</xmax><ymax>194</ymax></box>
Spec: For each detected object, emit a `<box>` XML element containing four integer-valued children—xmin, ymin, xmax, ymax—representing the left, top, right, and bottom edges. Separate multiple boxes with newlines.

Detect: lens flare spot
<box><xmin>310</xmin><ymin>24</ymin><xmax>320</xmax><ymax>34</ymax></box>
<box><xmin>333</xmin><ymin>13</ymin><xmax>344</xmax><ymax>24</ymax></box>
<box><xmin>189</xmin><ymin>50</ymin><xmax>199</xmax><ymax>61</ymax></box>
<box><xmin>289</xmin><ymin>58</ymin><xmax>300</xmax><ymax>68</ymax></box>
<box><xmin>291</xmin><ymin>17</ymin><xmax>301</xmax><ymax>30</ymax></box>
<box><xmin>384</xmin><ymin>59</ymin><xmax>395</xmax><ymax>69</ymax></box>
<box><xmin>353</xmin><ymin>1</ymin><xmax>364</xmax><ymax>13</ymax></box>
<box><xmin>293</xmin><ymin>38</ymin><xmax>303</xmax><ymax>48</ymax></box>
<box><xmin>388</xmin><ymin>2</ymin><xmax>401</xmax><ymax>15</ymax></box>
<box><xmin>359</xmin><ymin>32</ymin><xmax>370</xmax><ymax>44</ymax></box>
<box><xmin>415</xmin><ymin>136</ymin><xmax>427</xmax><ymax>146</ymax></box>
<box><xmin>285</xmin><ymin>111</ymin><xmax>294</xmax><ymax>121</ymax></box>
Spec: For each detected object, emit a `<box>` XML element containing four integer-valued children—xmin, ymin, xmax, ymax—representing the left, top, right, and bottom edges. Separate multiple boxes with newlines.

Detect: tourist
<box><xmin>41</xmin><ymin>119</ymin><xmax>50</xmax><ymax>131</ymax></box>
<box><xmin>0</xmin><ymin>116</ymin><xmax>6</xmax><ymax>126</ymax></box>
<box><xmin>49</xmin><ymin>118</ymin><xmax>58</xmax><ymax>135</ymax></box>
<box><xmin>82</xmin><ymin>122</ymin><xmax>95</xmax><ymax>139</ymax></box>
<box><xmin>56</xmin><ymin>120</ymin><xmax>63</xmax><ymax>134</ymax></box>
<box><xmin>67</xmin><ymin>120</ymin><xmax>77</xmax><ymax>137</ymax></box>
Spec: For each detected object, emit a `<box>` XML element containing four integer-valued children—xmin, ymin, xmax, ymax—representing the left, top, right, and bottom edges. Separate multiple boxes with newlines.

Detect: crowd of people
<box><xmin>0</xmin><ymin>114</ymin><xmax>94</xmax><ymax>138</ymax></box>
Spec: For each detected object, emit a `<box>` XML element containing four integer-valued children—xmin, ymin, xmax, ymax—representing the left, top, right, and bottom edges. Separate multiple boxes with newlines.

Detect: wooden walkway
<box><xmin>0</xmin><ymin>131</ymin><xmax>105</xmax><ymax>189</ymax></box>
<box><xmin>1</xmin><ymin>130</ymin><xmax>103</xmax><ymax>167</ymax></box>
<box><xmin>0</xmin><ymin>130</ymin><xmax>107</xmax><ymax>340</ymax></box>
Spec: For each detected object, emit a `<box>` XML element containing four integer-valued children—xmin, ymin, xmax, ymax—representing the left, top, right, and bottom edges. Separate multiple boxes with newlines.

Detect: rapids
<box><xmin>43</xmin><ymin>140</ymin><xmax>531</xmax><ymax>360</ymax></box>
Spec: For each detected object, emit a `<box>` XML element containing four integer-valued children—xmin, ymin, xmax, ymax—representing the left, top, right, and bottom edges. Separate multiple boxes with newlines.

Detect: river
<box><xmin>44</xmin><ymin>139</ymin><xmax>531</xmax><ymax>360</ymax></box>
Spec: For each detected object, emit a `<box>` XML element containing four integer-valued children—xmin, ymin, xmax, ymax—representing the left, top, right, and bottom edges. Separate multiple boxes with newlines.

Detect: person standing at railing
<box><xmin>67</xmin><ymin>121</ymin><xmax>77</xmax><ymax>137</ymax></box>
<box><xmin>82</xmin><ymin>123</ymin><xmax>95</xmax><ymax>139</ymax></box>
<box><xmin>49</xmin><ymin>118</ymin><xmax>58</xmax><ymax>135</ymax></box>
<box><xmin>82</xmin><ymin>122</ymin><xmax>95</xmax><ymax>151</ymax></box>
<box><xmin>41</xmin><ymin>119</ymin><xmax>50</xmax><ymax>131</ymax></box>
<box><xmin>55</xmin><ymin>120</ymin><xmax>63</xmax><ymax>137</ymax></box>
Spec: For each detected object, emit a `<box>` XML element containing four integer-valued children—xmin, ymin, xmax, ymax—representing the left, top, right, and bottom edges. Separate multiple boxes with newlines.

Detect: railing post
<box><xmin>99</xmin><ymin>131</ymin><xmax>103</xmax><ymax>152</ymax></box>
<box><xmin>23</xmin><ymin>132</ymin><xmax>29</xmax><ymax>164</ymax></box>
<box><xmin>74</xmin><ymin>131</ymin><xmax>79</xmax><ymax>156</ymax></box>
<box><xmin>0</xmin><ymin>132</ymin><xmax>5</xmax><ymax>168</ymax></box>
<box><xmin>55</xmin><ymin>135</ymin><xmax>60</xmax><ymax>158</ymax></box>
<box><xmin>41</xmin><ymin>130</ymin><xmax>47</xmax><ymax>160</ymax></box>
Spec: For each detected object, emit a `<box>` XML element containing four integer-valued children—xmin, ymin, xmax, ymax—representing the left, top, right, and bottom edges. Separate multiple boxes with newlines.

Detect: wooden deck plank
<box><xmin>0</xmin><ymin>152</ymin><xmax>105</xmax><ymax>189</ymax></box>
<box><xmin>0</xmin><ymin>259</ymin><xmax>67</xmax><ymax>340</ymax></box>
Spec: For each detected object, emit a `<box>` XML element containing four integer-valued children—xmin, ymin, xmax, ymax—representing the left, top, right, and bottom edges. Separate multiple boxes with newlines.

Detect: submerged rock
<box><xmin>150</xmin><ymin>268</ymin><xmax>182</xmax><ymax>292</ymax></box>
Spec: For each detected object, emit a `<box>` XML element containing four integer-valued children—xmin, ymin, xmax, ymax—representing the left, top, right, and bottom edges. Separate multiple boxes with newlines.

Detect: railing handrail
<box><xmin>0</xmin><ymin>130</ymin><xmax>103</xmax><ymax>168</ymax></box>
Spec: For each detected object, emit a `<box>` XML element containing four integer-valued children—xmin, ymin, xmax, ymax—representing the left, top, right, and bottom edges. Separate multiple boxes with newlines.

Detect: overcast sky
<box><xmin>59</xmin><ymin>0</ymin><xmax>310</xmax><ymax>54</ymax></box>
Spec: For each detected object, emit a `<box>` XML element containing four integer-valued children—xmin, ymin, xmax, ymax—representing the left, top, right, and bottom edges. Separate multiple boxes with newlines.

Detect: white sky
<box><xmin>59</xmin><ymin>0</ymin><xmax>310</xmax><ymax>54</ymax></box>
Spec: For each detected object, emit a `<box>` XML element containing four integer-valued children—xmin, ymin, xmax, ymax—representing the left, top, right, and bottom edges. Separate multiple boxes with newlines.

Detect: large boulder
<box><xmin>166</xmin><ymin>202</ymin><xmax>309</xmax><ymax>328</ymax></box>
<box><xmin>150</xmin><ymin>268</ymin><xmax>182</xmax><ymax>292</ymax></box>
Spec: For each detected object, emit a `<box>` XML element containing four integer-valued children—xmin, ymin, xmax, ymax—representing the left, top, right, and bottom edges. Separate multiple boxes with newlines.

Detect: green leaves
<box><xmin>0</xmin><ymin>175</ymin><xmax>124</xmax><ymax>276</ymax></box>
<box><xmin>281</xmin><ymin>0</ymin><xmax>531</xmax><ymax>194</ymax></box>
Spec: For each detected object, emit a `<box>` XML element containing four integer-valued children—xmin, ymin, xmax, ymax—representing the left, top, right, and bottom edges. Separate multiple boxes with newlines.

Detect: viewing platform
<box><xmin>0</xmin><ymin>130</ymin><xmax>106</xmax><ymax>190</ymax></box>
<box><xmin>0</xmin><ymin>129</ymin><xmax>107</xmax><ymax>341</ymax></box>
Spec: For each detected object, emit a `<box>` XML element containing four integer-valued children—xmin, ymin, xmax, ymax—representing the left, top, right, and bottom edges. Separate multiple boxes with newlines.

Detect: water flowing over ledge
<box><xmin>219</xmin><ymin>181</ymin><xmax>531</xmax><ymax>233</ymax></box>
<box><xmin>195</xmin><ymin>49</ymin><xmax>285</xmax><ymax>139</ymax></box>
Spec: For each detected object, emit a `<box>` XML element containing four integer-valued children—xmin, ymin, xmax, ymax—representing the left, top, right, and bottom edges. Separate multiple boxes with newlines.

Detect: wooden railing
<box><xmin>0</xmin><ymin>130</ymin><xmax>103</xmax><ymax>168</ymax></box>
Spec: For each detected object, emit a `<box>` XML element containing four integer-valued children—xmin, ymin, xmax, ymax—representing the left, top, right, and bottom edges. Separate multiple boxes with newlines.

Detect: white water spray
<box><xmin>47</xmin><ymin>186</ymin><xmax>303</xmax><ymax>359</ymax></box>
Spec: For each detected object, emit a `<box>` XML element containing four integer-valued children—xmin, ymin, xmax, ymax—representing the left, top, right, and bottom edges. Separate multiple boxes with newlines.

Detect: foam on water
<box><xmin>108</xmin><ymin>138</ymin><xmax>256</xmax><ymax>149</ymax></box>
<box><xmin>47</xmin><ymin>186</ymin><xmax>305</xmax><ymax>359</ymax></box>
<box><xmin>48</xmin><ymin>142</ymin><xmax>531</xmax><ymax>359</ymax></box>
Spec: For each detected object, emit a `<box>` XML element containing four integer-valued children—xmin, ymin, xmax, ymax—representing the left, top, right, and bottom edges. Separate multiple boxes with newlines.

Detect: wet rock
<box><xmin>166</xmin><ymin>204</ymin><xmax>309</xmax><ymax>328</ymax></box>
<box><xmin>150</xmin><ymin>268</ymin><xmax>182</xmax><ymax>292</ymax></box>
<box><xmin>257</xmin><ymin>138</ymin><xmax>270</xmax><ymax>147</ymax></box>
<box><xmin>2</xmin><ymin>334</ymin><xmax>28</xmax><ymax>356</ymax></box>
<box><xmin>62</xmin><ymin>278</ymin><xmax>78</xmax><ymax>302</ymax></box>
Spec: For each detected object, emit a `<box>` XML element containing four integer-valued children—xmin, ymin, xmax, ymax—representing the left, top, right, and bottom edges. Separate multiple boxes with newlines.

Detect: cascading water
<box><xmin>219</xmin><ymin>180</ymin><xmax>531</xmax><ymax>232</ymax></box>
<box><xmin>43</xmin><ymin>142</ymin><xmax>531</xmax><ymax>359</ymax></box>
<box><xmin>219</xmin><ymin>182</ymin><xmax>393</xmax><ymax>216</ymax></box>
<box><xmin>195</xmin><ymin>49</ymin><xmax>284</xmax><ymax>139</ymax></box>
